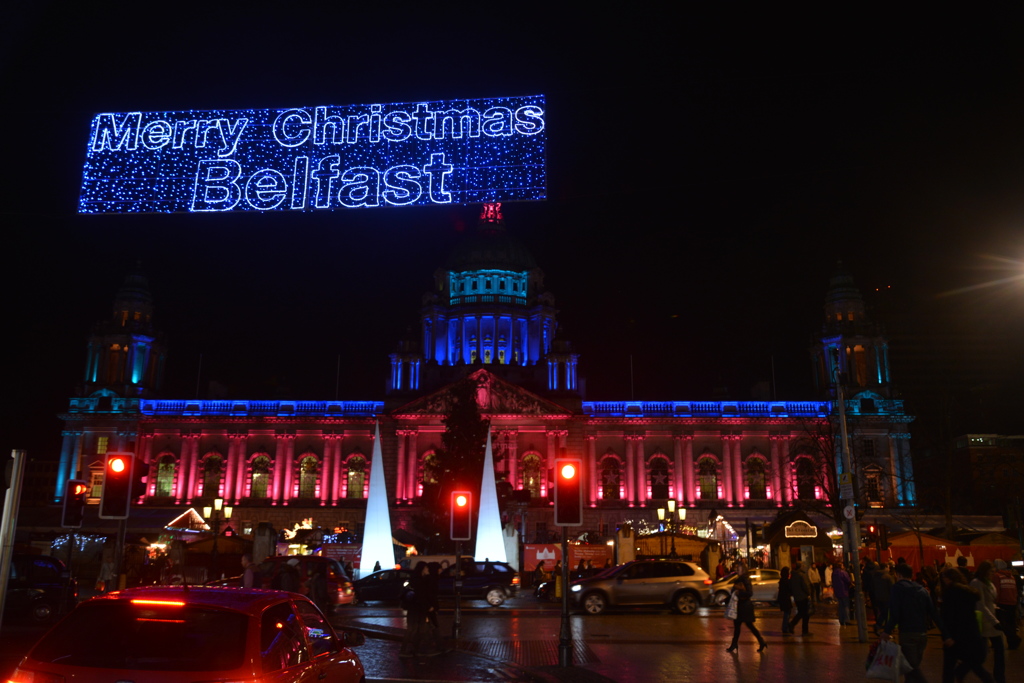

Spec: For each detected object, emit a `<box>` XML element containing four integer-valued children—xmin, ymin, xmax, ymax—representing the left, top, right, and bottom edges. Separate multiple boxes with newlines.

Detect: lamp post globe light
<box><xmin>202</xmin><ymin>497</ymin><xmax>233</xmax><ymax>580</ymax></box>
<box><xmin>656</xmin><ymin>499</ymin><xmax>686</xmax><ymax>558</ymax></box>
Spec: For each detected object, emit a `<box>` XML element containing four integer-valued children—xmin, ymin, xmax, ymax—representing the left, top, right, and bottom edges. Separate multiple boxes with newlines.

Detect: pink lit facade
<box><xmin>55</xmin><ymin>212</ymin><xmax>915</xmax><ymax>537</ymax></box>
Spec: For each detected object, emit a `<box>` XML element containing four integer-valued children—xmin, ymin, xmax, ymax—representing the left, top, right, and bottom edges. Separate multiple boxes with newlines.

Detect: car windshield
<box><xmin>30</xmin><ymin>600</ymin><xmax>249</xmax><ymax>671</ymax></box>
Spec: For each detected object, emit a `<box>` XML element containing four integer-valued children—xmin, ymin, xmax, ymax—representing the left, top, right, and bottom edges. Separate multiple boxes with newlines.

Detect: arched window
<box><xmin>698</xmin><ymin>456</ymin><xmax>719</xmax><ymax>500</ymax></box>
<box><xmin>345</xmin><ymin>455</ymin><xmax>367</xmax><ymax>499</ymax></box>
<box><xmin>600</xmin><ymin>454</ymin><xmax>621</xmax><ymax>500</ymax></box>
<box><xmin>155</xmin><ymin>454</ymin><xmax>176</xmax><ymax>497</ymax></box>
<box><xmin>649</xmin><ymin>455</ymin><xmax>670</xmax><ymax>500</ymax></box>
<box><xmin>201</xmin><ymin>453</ymin><xmax>223</xmax><ymax>498</ymax></box>
<box><xmin>521</xmin><ymin>452</ymin><xmax>543</xmax><ymax>498</ymax></box>
<box><xmin>421</xmin><ymin>450</ymin><xmax>440</xmax><ymax>491</ymax></box>
<box><xmin>795</xmin><ymin>457</ymin><xmax>818</xmax><ymax>500</ymax></box>
<box><xmin>299</xmin><ymin>455</ymin><xmax>318</xmax><ymax>499</ymax></box>
<box><xmin>746</xmin><ymin>457</ymin><xmax>767</xmax><ymax>500</ymax></box>
<box><xmin>250</xmin><ymin>454</ymin><xmax>271</xmax><ymax>498</ymax></box>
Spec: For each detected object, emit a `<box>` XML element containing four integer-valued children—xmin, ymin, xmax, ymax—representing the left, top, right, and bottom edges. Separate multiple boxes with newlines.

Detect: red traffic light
<box><xmin>554</xmin><ymin>458</ymin><xmax>583</xmax><ymax>526</ymax></box>
<box><xmin>100</xmin><ymin>453</ymin><xmax>135</xmax><ymax>520</ymax></box>
<box><xmin>61</xmin><ymin>478</ymin><xmax>89</xmax><ymax>528</ymax></box>
<box><xmin>450</xmin><ymin>490</ymin><xmax>472</xmax><ymax>541</ymax></box>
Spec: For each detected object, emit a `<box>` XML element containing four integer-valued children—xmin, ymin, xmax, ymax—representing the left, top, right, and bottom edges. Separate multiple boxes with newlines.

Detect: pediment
<box><xmin>393</xmin><ymin>369</ymin><xmax>573</xmax><ymax>417</ymax></box>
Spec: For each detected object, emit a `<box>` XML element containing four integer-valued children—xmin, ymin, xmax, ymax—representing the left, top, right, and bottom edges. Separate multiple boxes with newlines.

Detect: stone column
<box><xmin>271</xmin><ymin>434</ymin><xmax>286</xmax><ymax>505</ymax></box>
<box><xmin>333</xmin><ymin>435</ymin><xmax>345</xmax><ymax>504</ymax></box>
<box><xmin>770</xmin><ymin>435</ymin><xmax>783</xmax><ymax>507</ymax></box>
<box><xmin>546</xmin><ymin>430</ymin><xmax>558</xmax><ymax>497</ymax></box>
<box><xmin>587</xmin><ymin>435</ymin><xmax>597</xmax><ymax>503</ymax></box>
<box><xmin>320</xmin><ymin>436</ymin><xmax>335</xmax><ymax>507</ymax></box>
<box><xmin>731</xmin><ymin>436</ymin><xmax>744</xmax><ymax>504</ymax></box>
<box><xmin>635</xmin><ymin>435</ymin><xmax>647</xmax><ymax>506</ymax></box>
<box><xmin>396</xmin><ymin>430</ymin><xmax>409</xmax><ymax>502</ymax></box>
<box><xmin>178</xmin><ymin>433</ymin><xmax>198</xmax><ymax>504</ymax></box>
<box><xmin>237</xmin><ymin>437</ymin><xmax>251</xmax><ymax>504</ymax></box>
<box><xmin>720</xmin><ymin>437</ymin><xmax>732</xmax><ymax>507</ymax></box>
<box><xmin>682</xmin><ymin>435</ymin><xmax>694</xmax><ymax>504</ymax></box>
<box><xmin>624</xmin><ymin>437</ymin><xmax>636</xmax><ymax>504</ymax></box>
<box><xmin>282</xmin><ymin>435</ymin><xmax>296</xmax><ymax>505</ymax></box>
<box><xmin>780</xmin><ymin>437</ymin><xmax>793</xmax><ymax>504</ymax></box>
<box><xmin>672</xmin><ymin>435</ymin><xmax>685</xmax><ymax>504</ymax></box>
<box><xmin>505</xmin><ymin>431</ymin><xmax>518</xmax><ymax>489</ymax></box>
<box><xmin>406</xmin><ymin>432</ymin><xmax>418</xmax><ymax>501</ymax></box>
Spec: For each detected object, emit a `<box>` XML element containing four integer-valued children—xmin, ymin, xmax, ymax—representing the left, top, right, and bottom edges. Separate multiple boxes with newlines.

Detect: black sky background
<box><xmin>2</xmin><ymin>5</ymin><xmax>1023</xmax><ymax>461</ymax></box>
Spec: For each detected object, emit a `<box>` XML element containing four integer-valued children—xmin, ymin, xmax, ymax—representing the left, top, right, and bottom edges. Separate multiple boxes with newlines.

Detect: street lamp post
<box><xmin>657</xmin><ymin>499</ymin><xmax>687</xmax><ymax>558</ymax></box>
<box><xmin>202</xmin><ymin>497</ymin><xmax>233</xmax><ymax>581</ymax></box>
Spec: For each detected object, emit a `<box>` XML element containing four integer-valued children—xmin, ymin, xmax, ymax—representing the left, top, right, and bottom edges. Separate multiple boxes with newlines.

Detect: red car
<box><xmin>8</xmin><ymin>586</ymin><xmax>365</xmax><ymax>683</ymax></box>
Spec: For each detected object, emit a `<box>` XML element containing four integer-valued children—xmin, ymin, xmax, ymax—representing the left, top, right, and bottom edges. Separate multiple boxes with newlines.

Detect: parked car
<box><xmin>570</xmin><ymin>559</ymin><xmax>711</xmax><ymax>615</ymax></box>
<box><xmin>9</xmin><ymin>586</ymin><xmax>365</xmax><ymax>683</ymax></box>
<box><xmin>437</xmin><ymin>560</ymin><xmax>520</xmax><ymax>606</ymax></box>
<box><xmin>707</xmin><ymin>568</ymin><xmax>782</xmax><ymax>606</ymax></box>
<box><xmin>210</xmin><ymin>555</ymin><xmax>355</xmax><ymax>609</ymax></box>
<box><xmin>4</xmin><ymin>554</ymin><xmax>77</xmax><ymax>622</ymax></box>
<box><xmin>351</xmin><ymin>568</ymin><xmax>413</xmax><ymax>604</ymax></box>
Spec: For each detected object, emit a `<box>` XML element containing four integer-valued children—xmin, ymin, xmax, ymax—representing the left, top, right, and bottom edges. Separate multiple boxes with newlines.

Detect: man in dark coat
<box><xmin>788</xmin><ymin>560</ymin><xmax>812</xmax><ymax>636</ymax></box>
<box><xmin>882</xmin><ymin>562</ymin><xmax>939</xmax><ymax>683</ymax></box>
<box><xmin>939</xmin><ymin>568</ymin><xmax>994</xmax><ymax>683</ymax></box>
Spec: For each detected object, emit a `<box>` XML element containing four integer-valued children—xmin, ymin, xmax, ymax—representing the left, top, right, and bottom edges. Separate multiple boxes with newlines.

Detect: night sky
<box><xmin>3</xmin><ymin>5</ymin><xmax>1023</xmax><ymax>461</ymax></box>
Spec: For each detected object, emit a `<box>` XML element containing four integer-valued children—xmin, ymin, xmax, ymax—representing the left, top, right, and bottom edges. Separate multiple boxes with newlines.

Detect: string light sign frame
<box><xmin>79</xmin><ymin>95</ymin><xmax>546</xmax><ymax>214</ymax></box>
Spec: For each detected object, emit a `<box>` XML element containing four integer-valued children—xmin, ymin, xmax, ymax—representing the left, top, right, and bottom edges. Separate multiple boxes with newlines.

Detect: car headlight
<box><xmin>571</xmin><ymin>585</ymin><xmax>581</xmax><ymax>592</ymax></box>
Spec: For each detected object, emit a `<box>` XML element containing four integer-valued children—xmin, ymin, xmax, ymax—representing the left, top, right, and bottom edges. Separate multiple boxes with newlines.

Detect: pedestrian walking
<box><xmin>867</xmin><ymin>559</ymin><xmax>893</xmax><ymax>633</ymax></box>
<box><xmin>400</xmin><ymin>561</ymin><xmax>442</xmax><ymax>657</ymax></box>
<box><xmin>956</xmin><ymin>556</ymin><xmax>973</xmax><ymax>584</ymax></box>
<box><xmin>241</xmin><ymin>554</ymin><xmax>261</xmax><ymax>588</ymax></box>
<box><xmin>272</xmin><ymin>557</ymin><xmax>302</xmax><ymax>593</ymax></box>
<box><xmin>307</xmin><ymin>563</ymin><xmax>331</xmax><ymax>617</ymax></box>
<box><xmin>788</xmin><ymin>560</ymin><xmax>812</xmax><ymax>636</ymax></box>
<box><xmin>808</xmin><ymin>562</ymin><xmax>821</xmax><ymax>603</ymax></box>
<box><xmin>970</xmin><ymin>561</ymin><xmax>1005</xmax><ymax>683</ymax></box>
<box><xmin>882</xmin><ymin>562</ymin><xmax>939</xmax><ymax>683</ymax></box>
<box><xmin>726</xmin><ymin>561</ymin><xmax>768</xmax><ymax>653</ymax></box>
<box><xmin>991</xmin><ymin>559</ymin><xmax>1021</xmax><ymax>650</ymax></box>
<box><xmin>833</xmin><ymin>562</ymin><xmax>853</xmax><ymax>626</ymax></box>
<box><xmin>939</xmin><ymin>567</ymin><xmax>994</xmax><ymax>683</ymax></box>
<box><xmin>777</xmin><ymin>566</ymin><xmax>794</xmax><ymax>634</ymax></box>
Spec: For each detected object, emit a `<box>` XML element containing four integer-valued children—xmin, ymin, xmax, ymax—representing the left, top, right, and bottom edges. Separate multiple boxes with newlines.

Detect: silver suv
<box><xmin>570</xmin><ymin>559</ymin><xmax>711</xmax><ymax>615</ymax></box>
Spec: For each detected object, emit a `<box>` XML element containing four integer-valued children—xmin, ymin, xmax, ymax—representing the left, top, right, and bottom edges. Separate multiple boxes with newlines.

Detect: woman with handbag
<box><xmin>726</xmin><ymin>561</ymin><xmax>768</xmax><ymax>653</ymax></box>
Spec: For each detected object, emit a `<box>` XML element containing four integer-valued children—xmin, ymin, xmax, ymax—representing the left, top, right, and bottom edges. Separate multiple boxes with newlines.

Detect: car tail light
<box><xmin>512</xmin><ymin>573</ymin><xmax>521</xmax><ymax>587</ymax></box>
<box><xmin>131</xmin><ymin>599</ymin><xmax>186</xmax><ymax>606</ymax></box>
<box><xmin>703</xmin><ymin>578</ymin><xmax>713</xmax><ymax>585</ymax></box>
<box><xmin>7</xmin><ymin>668</ymin><xmax>66</xmax><ymax>683</ymax></box>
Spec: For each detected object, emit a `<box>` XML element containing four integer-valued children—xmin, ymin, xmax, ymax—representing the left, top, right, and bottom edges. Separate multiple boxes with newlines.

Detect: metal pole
<box><xmin>558</xmin><ymin>526</ymin><xmax>572</xmax><ymax>667</ymax></box>
<box><xmin>836</xmin><ymin>378</ymin><xmax>869</xmax><ymax>643</ymax></box>
<box><xmin>453</xmin><ymin>541</ymin><xmax>462</xmax><ymax>639</ymax></box>
<box><xmin>0</xmin><ymin>449</ymin><xmax>28</xmax><ymax>631</ymax></box>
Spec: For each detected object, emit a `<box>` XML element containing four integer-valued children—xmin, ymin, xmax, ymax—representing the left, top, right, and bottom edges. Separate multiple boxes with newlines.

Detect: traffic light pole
<box><xmin>0</xmin><ymin>449</ymin><xmax>28</xmax><ymax>632</ymax></box>
<box><xmin>453</xmin><ymin>541</ymin><xmax>462</xmax><ymax>639</ymax></box>
<box><xmin>836</xmin><ymin>379</ymin><xmax>868</xmax><ymax>643</ymax></box>
<box><xmin>558</xmin><ymin>526</ymin><xmax>572</xmax><ymax>667</ymax></box>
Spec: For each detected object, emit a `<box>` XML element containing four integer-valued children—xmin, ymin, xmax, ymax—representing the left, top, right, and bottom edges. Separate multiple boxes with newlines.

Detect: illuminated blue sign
<box><xmin>79</xmin><ymin>95</ymin><xmax>546</xmax><ymax>214</ymax></box>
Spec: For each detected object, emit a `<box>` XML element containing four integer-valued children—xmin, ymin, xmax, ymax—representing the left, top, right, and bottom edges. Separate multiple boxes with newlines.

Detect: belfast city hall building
<box><xmin>51</xmin><ymin>206</ymin><xmax>915</xmax><ymax>565</ymax></box>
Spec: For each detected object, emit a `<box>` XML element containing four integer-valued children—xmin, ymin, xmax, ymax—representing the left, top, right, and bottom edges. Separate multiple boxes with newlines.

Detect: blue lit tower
<box><xmin>82</xmin><ymin>267</ymin><xmax>167</xmax><ymax>399</ymax></box>
<box><xmin>388</xmin><ymin>204</ymin><xmax>580</xmax><ymax>399</ymax></box>
<box><xmin>810</xmin><ymin>265</ymin><xmax>915</xmax><ymax>507</ymax></box>
<box><xmin>56</xmin><ymin>267</ymin><xmax>167</xmax><ymax>501</ymax></box>
<box><xmin>810</xmin><ymin>265</ymin><xmax>892</xmax><ymax>399</ymax></box>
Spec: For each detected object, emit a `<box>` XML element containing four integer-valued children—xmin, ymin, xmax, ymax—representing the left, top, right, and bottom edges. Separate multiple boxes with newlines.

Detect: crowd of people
<box><xmin>715</xmin><ymin>552</ymin><xmax>1021</xmax><ymax>682</ymax></box>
